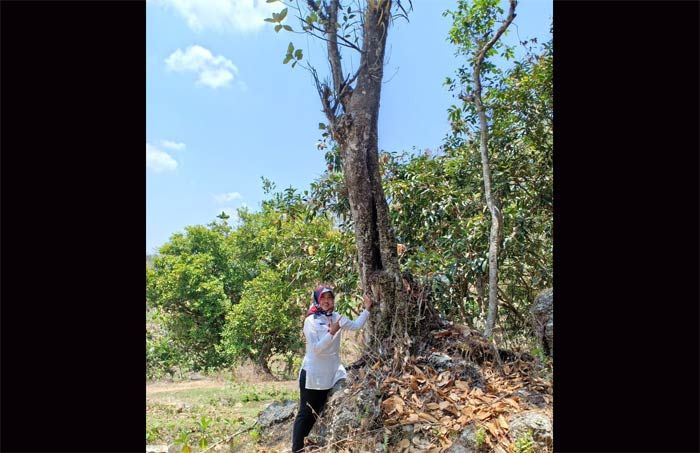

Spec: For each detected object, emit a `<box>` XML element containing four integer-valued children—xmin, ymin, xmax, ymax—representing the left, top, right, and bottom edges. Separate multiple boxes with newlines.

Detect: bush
<box><xmin>219</xmin><ymin>269</ymin><xmax>305</xmax><ymax>374</ymax></box>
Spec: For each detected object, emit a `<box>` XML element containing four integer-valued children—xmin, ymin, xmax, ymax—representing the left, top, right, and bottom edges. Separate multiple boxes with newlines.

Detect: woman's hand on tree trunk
<box><xmin>363</xmin><ymin>294</ymin><xmax>373</xmax><ymax>310</ymax></box>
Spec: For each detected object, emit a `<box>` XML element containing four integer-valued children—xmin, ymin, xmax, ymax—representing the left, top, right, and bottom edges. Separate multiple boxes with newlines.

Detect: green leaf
<box><xmin>291</xmin><ymin>61</ymin><xmax>297</xmax><ymax>68</ymax></box>
<box><xmin>274</xmin><ymin>24</ymin><xmax>282</xmax><ymax>32</ymax></box>
<box><xmin>266</xmin><ymin>0</ymin><xmax>278</xmax><ymax>2</ymax></box>
<box><xmin>294</xmin><ymin>49</ymin><xmax>303</xmax><ymax>60</ymax></box>
<box><xmin>287</xmin><ymin>42</ymin><xmax>294</xmax><ymax>54</ymax></box>
<box><xmin>264</xmin><ymin>18</ymin><xmax>275</xmax><ymax>23</ymax></box>
<box><xmin>283</xmin><ymin>55</ymin><xmax>292</xmax><ymax>64</ymax></box>
<box><xmin>318</xmin><ymin>123</ymin><xmax>326</xmax><ymax>130</ymax></box>
<box><xmin>199</xmin><ymin>438</ymin><xmax>208</xmax><ymax>449</ymax></box>
<box><xmin>283</xmin><ymin>25</ymin><xmax>293</xmax><ymax>32</ymax></box>
<box><xmin>278</xmin><ymin>8</ymin><xmax>288</xmax><ymax>21</ymax></box>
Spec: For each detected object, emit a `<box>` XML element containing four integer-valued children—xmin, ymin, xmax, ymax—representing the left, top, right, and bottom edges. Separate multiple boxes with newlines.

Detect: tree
<box><xmin>146</xmin><ymin>217</ymin><xmax>237</xmax><ymax>370</ymax></box>
<box><xmin>219</xmin><ymin>269</ymin><xmax>305</xmax><ymax>377</ymax></box>
<box><xmin>445</xmin><ymin>0</ymin><xmax>517</xmax><ymax>338</ymax></box>
<box><xmin>268</xmin><ymin>0</ymin><xmax>428</xmax><ymax>356</ymax></box>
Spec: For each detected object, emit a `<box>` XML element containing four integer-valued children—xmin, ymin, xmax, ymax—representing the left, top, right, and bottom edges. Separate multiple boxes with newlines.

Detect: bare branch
<box><xmin>326</xmin><ymin>0</ymin><xmax>346</xmax><ymax>94</ymax></box>
<box><xmin>307</xmin><ymin>22</ymin><xmax>363</xmax><ymax>53</ymax></box>
<box><xmin>309</xmin><ymin>65</ymin><xmax>337</xmax><ymax>124</ymax></box>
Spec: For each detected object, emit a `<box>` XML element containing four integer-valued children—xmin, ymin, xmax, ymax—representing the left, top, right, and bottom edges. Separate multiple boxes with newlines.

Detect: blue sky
<box><xmin>146</xmin><ymin>0</ymin><xmax>552</xmax><ymax>254</ymax></box>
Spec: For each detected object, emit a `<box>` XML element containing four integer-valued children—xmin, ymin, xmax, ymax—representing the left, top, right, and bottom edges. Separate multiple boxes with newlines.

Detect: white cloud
<box><xmin>151</xmin><ymin>0</ymin><xmax>282</xmax><ymax>33</ymax></box>
<box><xmin>161</xmin><ymin>140</ymin><xmax>186</xmax><ymax>151</ymax></box>
<box><xmin>147</xmin><ymin>143</ymin><xmax>178</xmax><ymax>173</ymax></box>
<box><xmin>213</xmin><ymin>192</ymin><xmax>243</xmax><ymax>203</ymax></box>
<box><xmin>165</xmin><ymin>45</ymin><xmax>238</xmax><ymax>89</ymax></box>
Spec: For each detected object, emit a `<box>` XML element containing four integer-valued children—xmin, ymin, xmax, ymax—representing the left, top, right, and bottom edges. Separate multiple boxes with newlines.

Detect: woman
<box><xmin>291</xmin><ymin>285</ymin><xmax>372</xmax><ymax>452</ymax></box>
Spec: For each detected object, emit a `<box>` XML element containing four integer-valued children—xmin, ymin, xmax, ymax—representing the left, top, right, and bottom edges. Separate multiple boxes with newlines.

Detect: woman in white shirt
<box><xmin>291</xmin><ymin>285</ymin><xmax>372</xmax><ymax>452</ymax></box>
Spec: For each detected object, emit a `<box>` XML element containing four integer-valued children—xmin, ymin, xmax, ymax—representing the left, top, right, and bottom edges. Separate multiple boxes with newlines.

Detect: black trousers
<box><xmin>291</xmin><ymin>369</ymin><xmax>330</xmax><ymax>452</ymax></box>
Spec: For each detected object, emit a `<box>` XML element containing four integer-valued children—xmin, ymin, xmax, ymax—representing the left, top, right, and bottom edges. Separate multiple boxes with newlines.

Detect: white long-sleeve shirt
<box><xmin>300</xmin><ymin>309</ymin><xmax>370</xmax><ymax>390</ymax></box>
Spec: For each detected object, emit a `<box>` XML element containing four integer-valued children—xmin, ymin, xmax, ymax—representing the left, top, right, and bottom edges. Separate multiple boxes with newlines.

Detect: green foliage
<box><xmin>444</xmin><ymin>0</ymin><xmax>513</xmax><ymax>101</ymax></box>
<box><xmin>474</xmin><ymin>425</ymin><xmax>486</xmax><ymax>448</ymax></box>
<box><xmin>146</xmin><ymin>216</ymin><xmax>238</xmax><ymax>370</ymax></box>
<box><xmin>219</xmin><ymin>268</ymin><xmax>304</xmax><ymax>371</ymax></box>
<box><xmin>146</xmin><ymin>425</ymin><xmax>160</xmax><ymax>444</ymax></box>
<box><xmin>513</xmin><ymin>430</ymin><xmax>535</xmax><ymax>453</ymax></box>
<box><xmin>377</xmin><ymin>30</ymin><xmax>551</xmax><ymax>338</ymax></box>
<box><xmin>250</xmin><ymin>426</ymin><xmax>262</xmax><ymax>443</ymax></box>
<box><xmin>174</xmin><ymin>430</ymin><xmax>192</xmax><ymax>452</ymax></box>
<box><xmin>283</xmin><ymin>42</ymin><xmax>303</xmax><ymax>67</ymax></box>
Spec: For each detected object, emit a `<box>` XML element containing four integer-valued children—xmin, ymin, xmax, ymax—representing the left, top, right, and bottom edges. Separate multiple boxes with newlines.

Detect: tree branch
<box><xmin>473</xmin><ymin>0</ymin><xmax>517</xmax><ymax>97</ymax></box>
<box><xmin>309</xmin><ymin>65</ymin><xmax>337</xmax><ymax>124</ymax></box>
<box><xmin>325</xmin><ymin>0</ymin><xmax>345</xmax><ymax>95</ymax></box>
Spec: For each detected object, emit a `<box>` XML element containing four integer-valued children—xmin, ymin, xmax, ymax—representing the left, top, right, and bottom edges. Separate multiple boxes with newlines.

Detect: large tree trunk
<box><xmin>312</xmin><ymin>0</ymin><xmax>437</xmax><ymax>358</ymax></box>
<box><xmin>333</xmin><ymin>1</ymin><xmax>407</xmax><ymax>356</ymax></box>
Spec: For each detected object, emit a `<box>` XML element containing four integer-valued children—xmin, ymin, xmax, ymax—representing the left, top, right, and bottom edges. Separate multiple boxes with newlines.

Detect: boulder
<box><xmin>329</xmin><ymin>378</ymin><xmax>347</xmax><ymax>397</ymax></box>
<box><xmin>446</xmin><ymin>423</ymin><xmax>490</xmax><ymax>453</ymax></box>
<box><xmin>310</xmin><ymin>386</ymin><xmax>380</xmax><ymax>449</ymax></box>
<box><xmin>507</xmin><ymin>410</ymin><xmax>552</xmax><ymax>452</ymax></box>
<box><xmin>257</xmin><ymin>400</ymin><xmax>297</xmax><ymax>428</ymax></box>
<box><xmin>530</xmin><ymin>288</ymin><xmax>553</xmax><ymax>356</ymax></box>
<box><xmin>145</xmin><ymin>445</ymin><xmax>168</xmax><ymax>453</ymax></box>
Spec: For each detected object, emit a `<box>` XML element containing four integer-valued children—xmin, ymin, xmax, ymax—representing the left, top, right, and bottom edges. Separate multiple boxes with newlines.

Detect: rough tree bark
<box><xmin>304</xmin><ymin>0</ymin><xmax>431</xmax><ymax>357</ymax></box>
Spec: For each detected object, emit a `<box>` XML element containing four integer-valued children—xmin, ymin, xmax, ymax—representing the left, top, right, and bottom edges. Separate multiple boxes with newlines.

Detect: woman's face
<box><xmin>319</xmin><ymin>292</ymin><xmax>335</xmax><ymax>312</ymax></box>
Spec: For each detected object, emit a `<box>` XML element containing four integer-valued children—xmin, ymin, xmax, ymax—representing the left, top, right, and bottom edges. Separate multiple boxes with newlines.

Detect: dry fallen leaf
<box><xmin>439</xmin><ymin>436</ymin><xmax>453</xmax><ymax>448</ymax></box>
<box><xmin>405</xmin><ymin>413</ymin><xmax>420</xmax><ymax>423</ymax></box>
<box><xmin>418</xmin><ymin>412</ymin><xmax>439</xmax><ymax>424</ymax></box>
<box><xmin>455</xmin><ymin>380</ymin><xmax>469</xmax><ymax>390</ymax></box>
<box><xmin>412</xmin><ymin>394</ymin><xmax>423</xmax><ymax>407</ymax></box>
<box><xmin>471</xmin><ymin>388</ymin><xmax>485</xmax><ymax>397</ymax></box>
<box><xmin>398</xmin><ymin>438</ymin><xmax>410</xmax><ymax>449</ymax></box>
<box><xmin>497</xmin><ymin>414</ymin><xmax>509</xmax><ymax>430</ymax></box>
<box><xmin>486</xmin><ymin>421</ymin><xmax>500</xmax><ymax>437</ymax></box>
<box><xmin>475</xmin><ymin>411</ymin><xmax>491</xmax><ymax>421</ymax></box>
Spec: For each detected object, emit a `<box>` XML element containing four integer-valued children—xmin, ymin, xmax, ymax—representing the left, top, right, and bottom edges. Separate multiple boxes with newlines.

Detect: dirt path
<box><xmin>147</xmin><ymin>378</ymin><xmax>299</xmax><ymax>395</ymax></box>
<box><xmin>147</xmin><ymin>379</ymin><xmax>226</xmax><ymax>395</ymax></box>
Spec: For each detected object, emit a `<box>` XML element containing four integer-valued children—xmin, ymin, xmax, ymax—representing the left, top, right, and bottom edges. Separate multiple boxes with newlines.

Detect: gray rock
<box><xmin>507</xmin><ymin>410</ymin><xmax>552</xmax><ymax>452</ymax></box>
<box><xmin>531</xmin><ymin>288</ymin><xmax>553</xmax><ymax>356</ymax></box>
<box><xmin>311</xmin><ymin>386</ymin><xmax>379</xmax><ymax>447</ymax></box>
<box><xmin>146</xmin><ymin>445</ymin><xmax>168</xmax><ymax>453</ymax></box>
<box><xmin>457</xmin><ymin>362</ymin><xmax>486</xmax><ymax>392</ymax></box>
<box><xmin>426</xmin><ymin>353</ymin><xmax>486</xmax><ymax>391</ymax></box>
<box><xmin>257</xmin><ymin>400</ymin><xmax>297</xmax><ymax>428</ymax></box>
<box><xmin>446</xmin><ymin>423</ymin><xmax>489</xmax><ymax>453</ymax></box>
<box><xmin>514</xmin><ymin>389</ymin><xmax>547</xmax><ymax>408</ymax></box>
<box><xmin>167</xmin><ymin>444</ymin><xmax>182</xmax><ymax>453</ymax></box>
<box><xmin>329</xmin><ymin>378</ymin><xmax>346</xmax><ymax>397</ymax></box>
<box><xmin>428</xmin><ymin>352</ymin><xmax>454</xmax><ymax>370</ymax></box>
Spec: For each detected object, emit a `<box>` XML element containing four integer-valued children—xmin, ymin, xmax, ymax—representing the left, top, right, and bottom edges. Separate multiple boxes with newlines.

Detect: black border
<box><xmin>554</xmin><ymin>1</ymin><xmax>699</xmax><ymax>452</ymax></box>
<box><xmin>1</xmin><ymin>1</ymin><xmax>145</xmax><ymax>452</ymax></box>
